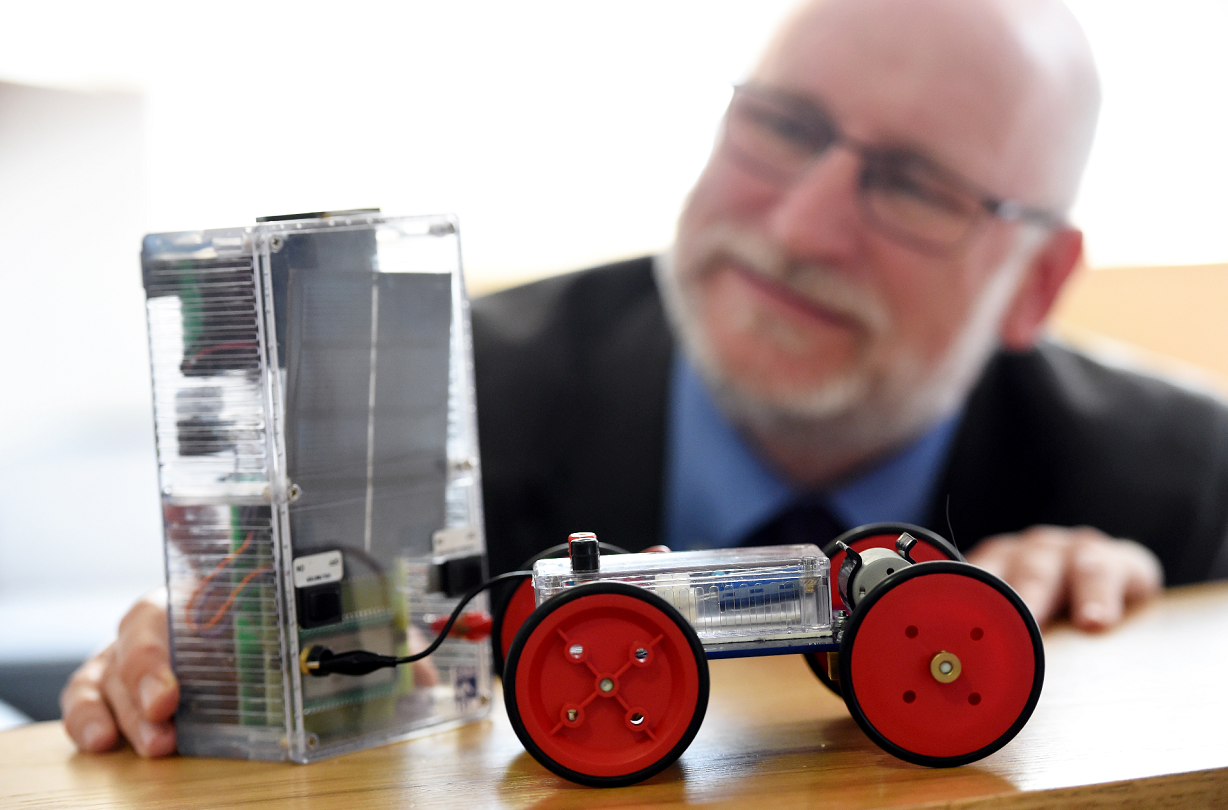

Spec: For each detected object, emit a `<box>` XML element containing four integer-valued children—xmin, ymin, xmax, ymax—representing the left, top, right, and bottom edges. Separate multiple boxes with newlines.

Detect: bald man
<box><xmin>62</xmin><ymin>0</ymin><xmax>1228</xmax><ymax>758</ymax></box>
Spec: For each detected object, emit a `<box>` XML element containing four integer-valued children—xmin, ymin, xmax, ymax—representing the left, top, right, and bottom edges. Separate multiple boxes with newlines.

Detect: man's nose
<box><xmin>765</xmin><ymin>146</ymin><xmax>863</xmax><ymax>262</ymax></box>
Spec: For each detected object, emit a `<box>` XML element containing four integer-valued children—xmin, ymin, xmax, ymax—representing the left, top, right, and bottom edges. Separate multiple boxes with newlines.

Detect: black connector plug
<box><xmin>298</xmin><ymin>569</ymin><xmax>529</xmax><ymax>679</ymax></box>
<box><xmin>300</xmin><ymin>645</ymin><xmax>397</xmax><ymax>677</ymax></box>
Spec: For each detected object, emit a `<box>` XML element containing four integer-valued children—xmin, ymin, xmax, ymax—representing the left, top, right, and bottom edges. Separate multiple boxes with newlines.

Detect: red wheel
<box><xmin>839</xmin><ymin>561</ymin><xmax>1043</xmax><ymax>767</ymax></box>
<box><xmin>823</xmin><ymin>523</ymin><xmax>962</xmax><ymax>611</ymax></box>
<box><xmin>504</xmin><ymin>582</ymin><xmax>709</xmax><ymax>787</ymax></box>
<box><xmin>496</xmin><ymin>578</ymin><xmax>537</xmax><ymax>671</ymax></box>
<box><xmin>491</xmin><ymin>541</ymin><xmax>630</xmax><ymax>674</ymax></box>
<box><xmin>805</xmin><ymin>523</ymin><xmax>963</xmax><ymax>692</ymax></box>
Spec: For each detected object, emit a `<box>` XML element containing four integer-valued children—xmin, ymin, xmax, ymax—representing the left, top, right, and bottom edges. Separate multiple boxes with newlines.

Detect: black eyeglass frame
<box><xmin>722</xmin><ymin>83</ymin><xmax>1067</xmax><ymax>254</ymax></box>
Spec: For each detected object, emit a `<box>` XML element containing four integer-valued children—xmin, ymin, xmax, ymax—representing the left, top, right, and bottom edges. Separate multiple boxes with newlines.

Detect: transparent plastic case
<box><xmin>532</xmin><ymin>546</ymin><xmax>834</xmax><ymax>654</ymax></box>
<box><xmin>141</xmin><ymin>212</ymin><xmax>491</xmax><ymax>762</ymax></box>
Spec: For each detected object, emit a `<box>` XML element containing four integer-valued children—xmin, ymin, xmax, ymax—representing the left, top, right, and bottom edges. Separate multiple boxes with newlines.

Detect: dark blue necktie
<box><xmin>741</xmin><ymin>499</ymin><xmax>845</xmax><ymax>548</ymax></box>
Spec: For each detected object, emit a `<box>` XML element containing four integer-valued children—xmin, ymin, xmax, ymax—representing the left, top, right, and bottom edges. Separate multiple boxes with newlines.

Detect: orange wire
<box><xmin>193</xmin><ymin>565</ymin><xmax>272</xmax><ymax>632</ymax></box>
<box><xmin>185</xmin><ymin>533</ymin><xmax>270</xmax><ymax>632</ymax></box>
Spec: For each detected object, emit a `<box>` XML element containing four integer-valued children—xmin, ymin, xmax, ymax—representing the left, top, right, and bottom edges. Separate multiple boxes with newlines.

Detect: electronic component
<box><xmin>499</xmin><ymin>529</ymin><xmax>1043</xmax><ymax>787</ymax></box>
<box><xmin>301</xmin><ymin>527</ymin><xmax>1042</xmax><ymax>787</ymax></box>
<box><xmin>532</xmin><ymin>541</ymin><xmax>833</xmax><ymax>654</ymax></box>
<box><xmin>141</xmin><ymin>211</ymin><xmax>491</xmax><ymax>763</ymax></box>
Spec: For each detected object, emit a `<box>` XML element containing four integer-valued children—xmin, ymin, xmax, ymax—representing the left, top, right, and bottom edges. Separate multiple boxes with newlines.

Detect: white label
<box><xmin>293</xmin><ymin>550</ymin><xmax>344</xmax><ymax>588</ymax></box>
<box><xmin>433</xmin><ymin>526</ymin><xmax>479</xmax><ymax>556</ymax></box>
<box><xmin>454</xmin><ymin>665</ymin><xmax>479</xmax><ymax>709</ymax></box>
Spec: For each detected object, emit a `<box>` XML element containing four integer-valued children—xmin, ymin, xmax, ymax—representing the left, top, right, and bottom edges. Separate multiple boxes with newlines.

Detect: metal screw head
<box><xmin>288</xmin><ymin>483</ymin><xmax>302</xmax><ymax>502</ymax></box>
<box><xmin>634</xmin><ymin>647</ymin><xmax>648</xmax><ymax>661</ymax></box>
<box><xmin>270</xmin><ymin>235</ymin><xmax>284</xmax><ymax>252</ymax></box>
<box><xmin>630</xmin><ymin>713</ymin><xmax>644</xmax><ymax>725</ymax></box>
<box><xmin>568</xmin><ymin>644</ymin><xmax>584</xmax><ymax>660</ymax></box>
<box><xmin>599</xmin><ymin>677</ymin><xmax>615</xmax><ymax>693</ymax></box>
<box><xmin>567</xmin><ymin>709</ymin><xmax>577</xmax><ymax>721</ymax></box>
<box><xmin>930</xmin><ymin>651</ymin><xmax>962</xmax><ymax>683</ymax></box>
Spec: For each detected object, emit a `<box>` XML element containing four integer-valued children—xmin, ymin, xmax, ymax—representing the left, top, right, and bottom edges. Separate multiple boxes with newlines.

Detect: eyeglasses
<box><xmin>722</xmin><ymin>84</ymin><xmax>1064</xmax><ymax>254</ymax></box>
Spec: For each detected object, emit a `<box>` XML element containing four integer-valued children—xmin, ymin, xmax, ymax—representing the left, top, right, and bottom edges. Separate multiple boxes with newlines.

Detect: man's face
<box><xmin>664</xmin><ymin>0</ymin><xmax>1051</xmax><ymax>445</ymax></box>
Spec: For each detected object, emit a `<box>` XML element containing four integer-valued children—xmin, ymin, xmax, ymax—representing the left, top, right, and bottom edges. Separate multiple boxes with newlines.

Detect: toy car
<box><xmin>500</xmin><ymin>525</ymin><xmax>1044</xmax><ymax>787</ymax></box>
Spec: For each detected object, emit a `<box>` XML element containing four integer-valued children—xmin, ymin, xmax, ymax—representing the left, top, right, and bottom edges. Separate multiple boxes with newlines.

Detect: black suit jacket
<box><xmin>472</xmin><ymin>256</ymin><xmax>1228</xmax><ymax>585</ymax></box>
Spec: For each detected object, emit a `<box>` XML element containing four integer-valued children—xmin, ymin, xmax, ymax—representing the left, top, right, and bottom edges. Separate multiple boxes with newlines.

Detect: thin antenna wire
<box><xmin>945</xmin><ymin>494</ymin><xmax>956</xmax><ymax>547</ymax></box>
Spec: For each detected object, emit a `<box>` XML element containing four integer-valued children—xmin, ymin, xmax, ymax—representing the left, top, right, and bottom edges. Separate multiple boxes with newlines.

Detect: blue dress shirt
<box><xmin>663</xmin><ymin>353</ymin><xmax>961</xmax><ymax>550</ymax></box>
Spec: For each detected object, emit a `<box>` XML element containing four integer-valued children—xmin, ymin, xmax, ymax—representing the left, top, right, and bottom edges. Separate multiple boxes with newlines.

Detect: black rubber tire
<box><xmin>838</xmin><ymin>561</ymin><xmax>1044</xmax><ymax>768</ymax></box>
<box><xmin>823</xmin><ymin>522</ymin><xmax>964</xmax><ymax>563</ymax></box>
<box><xmin>503</xmin><ymin>581</ymin><xmax>709</xmax><ymax>787</ymax></box>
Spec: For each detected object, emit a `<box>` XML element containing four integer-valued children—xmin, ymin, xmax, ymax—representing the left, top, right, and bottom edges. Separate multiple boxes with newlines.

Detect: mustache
<box><xmin>684</xmin><ymin>225</ymin><xmax>891</xmax><ymax>335</ymax></box>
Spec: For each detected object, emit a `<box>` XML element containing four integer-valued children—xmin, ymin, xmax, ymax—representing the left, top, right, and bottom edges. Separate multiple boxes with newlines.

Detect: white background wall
<box><xmin>0</xmin><ymin>83</ymin><xmax>157</xmax><ymax>662</ymax></box>
<box><xmin>0</xmin><ymin>0</ymin><xmax>1225</xmax><ymax>663</ymax></box>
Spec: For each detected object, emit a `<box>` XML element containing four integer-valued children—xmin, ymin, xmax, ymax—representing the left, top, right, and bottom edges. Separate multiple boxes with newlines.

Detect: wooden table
<box><xmin>4</xmin><ymin>581</ymin><xmax>1227</xmax><ymax>809</ymax></box>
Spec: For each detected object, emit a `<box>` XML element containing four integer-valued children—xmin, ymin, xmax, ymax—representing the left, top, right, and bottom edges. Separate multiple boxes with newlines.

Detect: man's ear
<box><xmin>998</xmin><ymin>227</ymin><xmax>1084</xmax><ymax>350</ymax></box>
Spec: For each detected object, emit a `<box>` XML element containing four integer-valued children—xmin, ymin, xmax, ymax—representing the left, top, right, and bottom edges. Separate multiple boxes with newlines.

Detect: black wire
<box><xmin>306</xmin><ymin>570</ymin><xmax>534</xmax><ymax>677</ymax></box>
<box><xmin>393</xmin><ymin>569</ymin><xmax>532</xmax><ymax>664</ymax></box>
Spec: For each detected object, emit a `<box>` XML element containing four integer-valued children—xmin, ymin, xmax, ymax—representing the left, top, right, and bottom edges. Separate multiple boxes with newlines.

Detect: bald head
<box><xmin>757</xmin><ymin>0</ymin><xmax>1100</xmax><ymax>212</ymax></box>
<box><xmin>662</xmin><ymin>0</ymin><xmax>1101</xmax><ymax>484</ymax></box>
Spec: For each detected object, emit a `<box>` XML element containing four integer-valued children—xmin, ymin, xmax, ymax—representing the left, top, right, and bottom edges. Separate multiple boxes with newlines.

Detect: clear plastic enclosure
<box><xmin>533</xmin><ymin>546</ymin><xmax>834</xmax><ymax>654</ymax></box>
<box><xmin>141</xmin><ymin>212</ymin><xmax>491</xmax><ymax>763</ymax></box>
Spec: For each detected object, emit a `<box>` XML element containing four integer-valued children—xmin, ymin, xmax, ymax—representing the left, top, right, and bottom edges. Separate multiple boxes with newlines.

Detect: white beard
<box><xmin>657</xmin><ymin>222</ymin><xmax>1036</xmax><ymax>477</ymax></box>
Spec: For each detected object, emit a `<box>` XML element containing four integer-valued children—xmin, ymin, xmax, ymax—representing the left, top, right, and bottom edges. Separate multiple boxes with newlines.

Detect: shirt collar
<box><xmin>663</xmin><ymin>352</ymin><xmax>961</xmax><ymax>549</ymax></box>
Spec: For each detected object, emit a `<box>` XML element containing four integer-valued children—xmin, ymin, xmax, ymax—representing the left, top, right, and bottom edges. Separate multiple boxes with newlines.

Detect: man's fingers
<box><xmin>1121</xmin><ymin>541</ymin><xmax>1164</xmax><ymax>603</ymax></box>
<box><xmin>59</xmin><ymin>591</ymin><xmax>178</xmax><ymax>758</ymax></box>
<box><xmin>964</xmin><ymin>536</ymin><xmax>1011</xmax><ymax>579</ymax></box>
<box><xmin>968</xmin><ymin>526</ymin><xmax>1164</xmax><ymax>631</ymax></box>
<box><xmin>101</xmin><ymin>653</ymin><xmax>176</xmax><ymax>758</ymax></box>
<box><xmin>1067</xmin><ymin>535</ymin><xmax>1126</xmax><ymax>630</ymax></box>
<box><xmin>113</xmin><ymin>598</ymin><xmax>179</xmax><ymax>725</ymax></box>
<box><xmin>1006</xmin><ymin>549</ymin><xmax>1070</xmax><ymax>626</ymax></box>
<box><xmin>61</xmin><ymin>652</ymin><xmax>120</xmax><ymax>753</ymax></box>
<box><xmin>969</xmin><ymin>528</ymin><xmax>1071</xmax><ymax>625</ymax></box>
<box><xmin>105</xmin><ymin>592</ymin><xmax>178</xmax><ymax>757</ymax></box>
<box><xmin>1068</xmin><ymin>535</ymin><xmax>1163</xmax><ymax>631</ymax></box>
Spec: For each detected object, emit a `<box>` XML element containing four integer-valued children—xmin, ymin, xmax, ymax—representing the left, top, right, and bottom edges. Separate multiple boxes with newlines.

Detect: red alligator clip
<box><xmin>430</xmin><ymin>610</ymin><xmax>493</xmax><ymax>641</ymax></box>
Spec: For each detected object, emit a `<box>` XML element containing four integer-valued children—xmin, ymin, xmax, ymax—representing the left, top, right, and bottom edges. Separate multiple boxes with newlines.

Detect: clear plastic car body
<box><xmin>530</xmin><ymin>544</ymin><xmax>840</xmax><ymax>658</ymax></box>
<box><xmin>503</xmin><ymin>528</ymin><xmax>1045</xmax><ymax>787</ymax></box>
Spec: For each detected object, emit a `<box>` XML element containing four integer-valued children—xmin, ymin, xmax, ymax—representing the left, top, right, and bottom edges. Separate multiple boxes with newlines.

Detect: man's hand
<box><xmin>59</xmin><ymin>591</ymin><xmax>448</xmax><ymax>756</ymax></box>
<box><xmin>61</xmin><ymin>590</ymin><xmax>178</xmax><ymax>757</ymax></box>
<box><xmin>966</xmin><ymin>525</ymin><xmax>1163</xmax><ymax>631</ymax></box>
